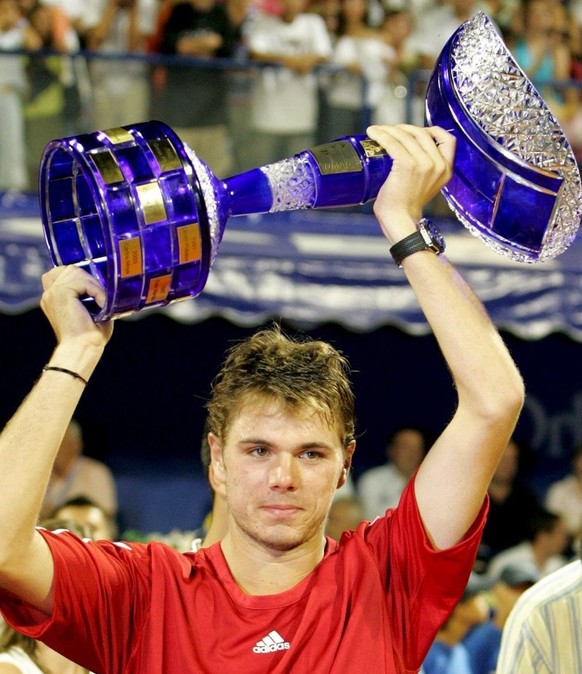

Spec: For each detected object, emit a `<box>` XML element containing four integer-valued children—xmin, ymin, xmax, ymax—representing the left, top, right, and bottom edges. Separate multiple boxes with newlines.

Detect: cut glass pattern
<box><xmin>261</xmin><ymin>158</ymin><xmax>316</xmax><ymax>212</ymax></box>
<box><xmin>449</xmin><ymin>13</ymin><xmax>582</xmax><ymax>261</ymax></box>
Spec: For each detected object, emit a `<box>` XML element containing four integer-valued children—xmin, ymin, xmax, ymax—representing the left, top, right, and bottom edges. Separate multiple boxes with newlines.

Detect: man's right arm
<box><xmin>0</xmin><ymin>267</ymin><xmax>112</xmax><ymax>613</ymax></box>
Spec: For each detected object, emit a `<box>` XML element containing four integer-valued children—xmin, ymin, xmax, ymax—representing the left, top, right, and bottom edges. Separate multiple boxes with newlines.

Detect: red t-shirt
<box><xmin>1</xmin><ymin>480</ymin><xmax>486</xmax><ymax>674</ymax></box>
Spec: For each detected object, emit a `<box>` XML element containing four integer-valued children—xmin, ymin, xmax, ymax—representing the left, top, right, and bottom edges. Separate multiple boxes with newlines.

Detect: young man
<box><xmin>0</xmin><ymin>124</ymin><xmax>524</xmax><ymax>673</ymax></box>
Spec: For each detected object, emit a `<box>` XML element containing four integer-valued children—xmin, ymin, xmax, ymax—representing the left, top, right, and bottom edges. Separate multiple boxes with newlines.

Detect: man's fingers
<box><xmin>41</xmin><ymin>266</ymin><xmax>107</xmax><ymax>307</ymax></box>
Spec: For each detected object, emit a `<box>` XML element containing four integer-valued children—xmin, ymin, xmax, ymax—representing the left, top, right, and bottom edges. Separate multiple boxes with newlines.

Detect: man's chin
<box><xmin>244</xmin><ymin>524</ymin><xmax>308</xmax><ymax>552</ymax></box>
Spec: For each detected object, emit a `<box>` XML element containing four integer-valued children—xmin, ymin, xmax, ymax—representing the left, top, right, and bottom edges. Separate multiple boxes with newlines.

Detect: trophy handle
<box><xmin>224</xmin><ymin>137</ymin><xmax>393</xmax><ymax>216</ymax></box>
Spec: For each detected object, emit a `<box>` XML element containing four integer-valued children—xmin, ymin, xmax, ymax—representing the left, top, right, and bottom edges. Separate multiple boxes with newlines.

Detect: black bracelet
<box><xmin>42</xmin><ymin>365</ymin><xmax>88</xmax><ymax>386</ymax></box>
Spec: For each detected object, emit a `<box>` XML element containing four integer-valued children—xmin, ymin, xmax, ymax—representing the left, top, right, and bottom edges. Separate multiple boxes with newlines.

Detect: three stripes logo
<box><xmin>253</xmin><ymin>630</ymin><xmax>291</xmax><ymax>654</ymax></box>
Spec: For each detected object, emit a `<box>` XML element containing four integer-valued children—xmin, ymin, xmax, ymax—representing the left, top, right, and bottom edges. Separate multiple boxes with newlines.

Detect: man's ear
<box><xmin>337</xmin><ymin>440</ymin><xmax>356</xmax><ymax>489</ymax></box>
<box><xmin>208</xmin><ymin>433</ymin><xmax>226</xmax><ymax>496</ymax></box>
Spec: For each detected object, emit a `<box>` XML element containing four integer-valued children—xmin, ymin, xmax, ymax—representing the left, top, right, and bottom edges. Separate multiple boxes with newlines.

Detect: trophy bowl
<box><xmin>39</xmin><ymin>12</ymin><xmax>582</xmax><ymax>322</ymax></box>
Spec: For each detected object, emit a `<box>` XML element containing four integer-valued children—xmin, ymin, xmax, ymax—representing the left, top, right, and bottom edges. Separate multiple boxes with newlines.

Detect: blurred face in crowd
<box><xmin>29</xmin><ymin>5</ymin><xmax>53</xmax><ymax>43</ymax></box>
<box><xmin>383</xmin><ymin>10</ymin><xmax>413</xmax><ymax>48</ymax></box>
<box><xmin>450</xmin><ymin>0</ymin><xmax>476</xmax><ymax>17</ymax></box>
<box><xmin>0</xmin><ymin>0</ymin><xmax>20</xmax><ymax>33</ymax></box>
<box><xmin>492</xmin><ymin>438</ymin><xmax>519</xmax><ymax>483</ymax></box>
<box><xmin>281</xmin><ymin>0</ymin><xmax>309</xmax><ymax>23</ymax></box>
<box><xmin>387</xmin><ymin>429</ymin><xmax>425</xmax><ymax>479</ymax></box>
<box><xmin>190</xmin><ymin>0</ymin><xmax>216</xmax><ymax>11</ymax></box>
<box><xmin>522</xmin><ymin>0</ymin><xmax>555</xmax><ymax>34</ymax></box>
<box><xmin>55</xmin><ymin>504</ymin><xmax>115</xmax><ymax>541</ymax></box>
<box><xmin>341</xmin><ymin>0</ymin><xmax>367</xmax><ymax>24</ymax></box>
<box><xmin>325</xmin><ymin>497</ymin><xmax>363</xmax><ymax>541</ymax></box>
<box><xmin>544</xmin><ymin>517</ymin><xmax>569</xmax><ymax>557</ymax></box>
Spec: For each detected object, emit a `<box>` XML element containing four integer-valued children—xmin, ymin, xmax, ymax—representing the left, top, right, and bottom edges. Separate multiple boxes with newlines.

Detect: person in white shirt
<box><xmin>357</xmin><ymin>426</ymin><xmax>426</xmax><ymax>520</ymax></box>
<box><xmin>496</xmin><ymin>558</ymin><xmax>582</xmax><ymax>673</ymax></box>
<box><xmin>545</xmin><ymin>442</ymin><xmax>582</xmax><ymax>539</ymax></box>
<box><xmin>486</xmin><ymin>508</ymin><xmax>570</xmax><ymax>581</ymax></box>
<box><xmin>247</xmin><ymin>0</ymin><xmax>332</xmax><ymax>165</ymax></box>
<box><xmin>40</xmin><ymin>418</ymin><xmax>118</xmax><ymax>520</ymax></box>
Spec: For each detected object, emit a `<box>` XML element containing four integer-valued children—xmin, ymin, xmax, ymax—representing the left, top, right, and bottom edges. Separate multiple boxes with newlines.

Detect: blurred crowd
<box><xmin>2</xmin><ymin>0</ymin><xmax>582</xmax><ymax>194</ymax></box>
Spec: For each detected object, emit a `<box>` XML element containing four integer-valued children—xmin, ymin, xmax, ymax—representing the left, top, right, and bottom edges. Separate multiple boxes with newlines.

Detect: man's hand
<box><xmin>367</xmin><ymin>124</ymin><xmax>455</xmax><ymax>244</ymax></box>
<box><xmin>40</xmin><ymin>266</ymin><xmax>113</xmax><ymax>352</ymax></box>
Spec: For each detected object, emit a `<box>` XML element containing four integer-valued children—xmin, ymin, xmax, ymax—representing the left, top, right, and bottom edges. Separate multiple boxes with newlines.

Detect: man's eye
<box><xmin>251</xmin><ymin>447</ymin><xmax>268</xmax><ymax>457</ymax></box>
<box><xmin>301</xmin><ymin>450</ymin><xmax>321</xmax><ymax>460</ymax></box>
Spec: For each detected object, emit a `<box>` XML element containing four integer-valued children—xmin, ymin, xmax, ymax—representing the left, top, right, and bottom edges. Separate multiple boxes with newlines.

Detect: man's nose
<box><xmin>268</xmin><ymin>454</ymin><xmax>298</xmax><ymax>491</ymax></box>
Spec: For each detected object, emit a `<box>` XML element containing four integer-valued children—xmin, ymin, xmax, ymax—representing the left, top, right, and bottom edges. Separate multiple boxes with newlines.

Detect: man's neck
<box><xmin>220</xmin><ymin>530</ymin><xmax>327</xmax><ymax>595</ymax></box>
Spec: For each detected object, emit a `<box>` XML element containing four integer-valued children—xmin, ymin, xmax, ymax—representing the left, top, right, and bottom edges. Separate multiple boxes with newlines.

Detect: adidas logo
<box><xmin>252</xmin><ymin>630</ymin><xmax>291</xmax><ymax>654</ymax></box>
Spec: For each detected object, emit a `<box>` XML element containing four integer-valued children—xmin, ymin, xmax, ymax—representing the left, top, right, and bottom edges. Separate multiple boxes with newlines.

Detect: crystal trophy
<box><xmin>39</xmin><ymin>12</ymin><xmax>582</xmax><ymax>322</ymax></box>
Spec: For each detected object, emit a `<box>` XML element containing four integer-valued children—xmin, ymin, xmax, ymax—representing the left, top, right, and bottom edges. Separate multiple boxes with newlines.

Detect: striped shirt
<box><xmin>496</xmin><ymin>559</ymin><xmax>582</xmax><ymax>673</ymax></box>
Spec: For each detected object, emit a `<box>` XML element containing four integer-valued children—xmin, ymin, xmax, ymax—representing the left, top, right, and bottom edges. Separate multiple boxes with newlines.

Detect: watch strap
<box><xmin>389</xmin><ymin>219</ymin><xmax>442</xmax><ymax>267</ymax></box>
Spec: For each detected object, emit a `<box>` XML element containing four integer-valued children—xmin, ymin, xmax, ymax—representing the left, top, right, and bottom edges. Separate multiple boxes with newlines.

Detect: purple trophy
<box><xmin>40</xmin><ymin>13</ymin><xmax>582</xmax><ymax>322</ymax></box>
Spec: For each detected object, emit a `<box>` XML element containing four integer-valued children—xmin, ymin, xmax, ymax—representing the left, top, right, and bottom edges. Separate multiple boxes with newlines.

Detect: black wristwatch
<box><xmin>389</xmin><ymin>218</ymin><xmax>445</xmax><ymax>267</ymax></box>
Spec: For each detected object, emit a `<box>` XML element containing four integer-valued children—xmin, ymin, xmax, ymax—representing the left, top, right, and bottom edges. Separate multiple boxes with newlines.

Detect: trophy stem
<box><xmin>222</xmin><ymin>136</ymin><xmax>394</xmax><ymax>217</ymax></box>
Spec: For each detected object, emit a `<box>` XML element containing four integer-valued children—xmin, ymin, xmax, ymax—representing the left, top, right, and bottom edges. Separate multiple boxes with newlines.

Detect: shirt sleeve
<box><xmin>0</xmin><ymin>530</ymin><xmax>189</xmax><ymax>674</ymax></box>
<box><xmin>359</xmin><ymin>475</ymin><xmax>488</xmax><ymax>668</ymax></box>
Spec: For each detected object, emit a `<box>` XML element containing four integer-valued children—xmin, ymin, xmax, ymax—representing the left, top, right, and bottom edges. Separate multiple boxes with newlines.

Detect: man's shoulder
<box><xmin>513</xmin><ymin>560</ymin><xmax>582</xmax><ymax>618</ymax></box>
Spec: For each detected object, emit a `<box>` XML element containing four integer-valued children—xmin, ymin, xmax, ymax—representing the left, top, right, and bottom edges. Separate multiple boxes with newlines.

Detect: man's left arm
<box><xmin>368</xmin><ymin>124</ymin><xmax>525</xmax><ymax>551</ymax></box>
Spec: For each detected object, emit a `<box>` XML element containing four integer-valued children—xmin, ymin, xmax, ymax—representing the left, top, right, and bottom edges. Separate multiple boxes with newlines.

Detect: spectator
<box><xmin>40</xmin><ymin>418</ymin><xmax>118</xmax><ymax>519</ymax></box>
<box><xmin>22</xmin><ymin>1</ymin><xmax>68</xmax><ymax>189</ymax></box>
<box><xmin>325</xmin><ymin>494</ymin><xmax>364</xmax><ymax>541</ymax></box>
<box><xmin>373</xmin><ymin>8</ymin><xmax>416</xmax><ymax>126</ymax></box>
<box><xmin>324</xmin><ymin>0</ymin><xmax>394</xmax><ymax>139</ymax></box>
<box><xmin>158</xmin><ymin>0</ymin><xmax>238</xmax><ymax>178</ymax></box>
<box><xmin>51</xmin><ymin>495</ymin><xmax>117</xmax><ymax>541</ymax></box>
<box><xmin>84</xmin><ymin>0</ymin><xmax>157</xmax><ymax>130</ymax></box>
<box><xmin>545</xmin><ymin>442</ymin><xmax>582</xmax><ymax>540</ymax></box>
<box><xmin>477</xmin><ymin>437</ymin><xmax>543</xmax><ymax>573</ymax></box>
<box><xmin>496</xmin><ymin>557</ymin><xmax>582</xmax><ymax>673</ymax></box>
<box><xmin>463</xmin><ymin>564</ymin><xmax>540</xmax><ymax>674</ymax></box>
<box><xmin>39</xmin><ymin>0</ymin><xmax>100</xmax><ymax>47</ymax></box>
<box><xmin>407</xmin><ymin>0</ymin><xmax>479</xmax><ymax>72</ymax></box>
<box><xmin>486</xmin><ymin>508</ymin><xmax>570</xmax><ymax>581</ymax></box>
<box><xmin>247</xmin><ymin>0</ymin><xmax>333</xmax><ymax>166</ymax></box>
<box><xmin>508</xmin><ymin>0</ymin><xmax>580</xmax><ymax>132</ymax></box>
<box><xmin>357</xmin><ymin>426</ymin><xmax>426</xmax><ymax>520</ymax></box>
<box><xmin>421</xmin><ymin>572</ymin><xmax>492</xmax><ymax>674</ymax></box>
<box><xmin>0</xmin><ymin>0</ymin><xmax>41</xmax><ymax>192</ymax></box>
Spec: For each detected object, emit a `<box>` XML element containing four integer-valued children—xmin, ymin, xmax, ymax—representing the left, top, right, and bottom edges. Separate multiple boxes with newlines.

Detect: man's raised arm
<box><xmin>0</xmin><ymin>267</ymin><xmax>112</xmax><ymax>612</ymax></box>
<box><xmin>367</xmin><ymin>124</ymin><xmax>525</xmax><ymax>550</ymax></box>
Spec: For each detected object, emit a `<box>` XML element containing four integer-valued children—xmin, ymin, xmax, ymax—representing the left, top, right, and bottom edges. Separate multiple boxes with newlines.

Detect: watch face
<box><xmin>423</xmin><ymin>220</ymin><xmax>445</xmax><ymax>253</ymax></box>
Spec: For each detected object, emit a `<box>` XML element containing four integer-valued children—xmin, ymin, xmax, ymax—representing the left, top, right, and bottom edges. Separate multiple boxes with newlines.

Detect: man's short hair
<box><xmin>206</xmin><ymin>325</ymin><xmax>355</xmax><ymax>448</ymax></box>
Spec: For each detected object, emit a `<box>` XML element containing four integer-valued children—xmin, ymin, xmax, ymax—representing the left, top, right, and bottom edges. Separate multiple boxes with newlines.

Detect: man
<box><xmin>0</xmin><ymin>124</ymin><xmax>524</xmax><ymax>673</ymax></box>
<box><xmin>496</xmin><ymin>558</ymin><xmax>582</xmax><ymax>673</ymax></box>
<box><xmin>158</xmin><ymin>0</ymin><xmax>238</xmax><ymax>177</ymax></box>
<box><xmin>51</xmin><ymin>495</ymin><xmax>118</xmax><ymax>542</ymax></box>
<box><xmin>247</xmin><ymin>0</ymin><xmax>332</xmax><ymax>165</ymax></box>
<box><xmin>39</xmin><ymin>418</ymin><xmax>118</xmax><ymax>520</ymax></box>
<box><xmin>464</xmin><ymin>564</ymin><xmax>540</xmax><ymax>674</ymax></box>
<box><xmin>486</xmin><ymin>509</ymin><xmax>569</xmax><ymax>581</ymax></box>
<box><xmin>357</xmin><ymin>426</ymin><xmax>427</xmax><ymax>519</ymax></box>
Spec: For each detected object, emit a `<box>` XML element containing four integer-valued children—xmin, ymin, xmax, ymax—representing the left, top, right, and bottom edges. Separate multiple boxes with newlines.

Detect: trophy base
<box><xmin>40</xmin><ymin>121</ymin><xmax>217</xmax><ymax>321</ymax></box>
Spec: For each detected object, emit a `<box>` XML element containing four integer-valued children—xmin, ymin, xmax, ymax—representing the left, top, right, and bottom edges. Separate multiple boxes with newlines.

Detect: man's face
<box><xmin>210</xmin><ymin>397</ymin><xmax>352</xmax><ymax>553</ymax></box>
